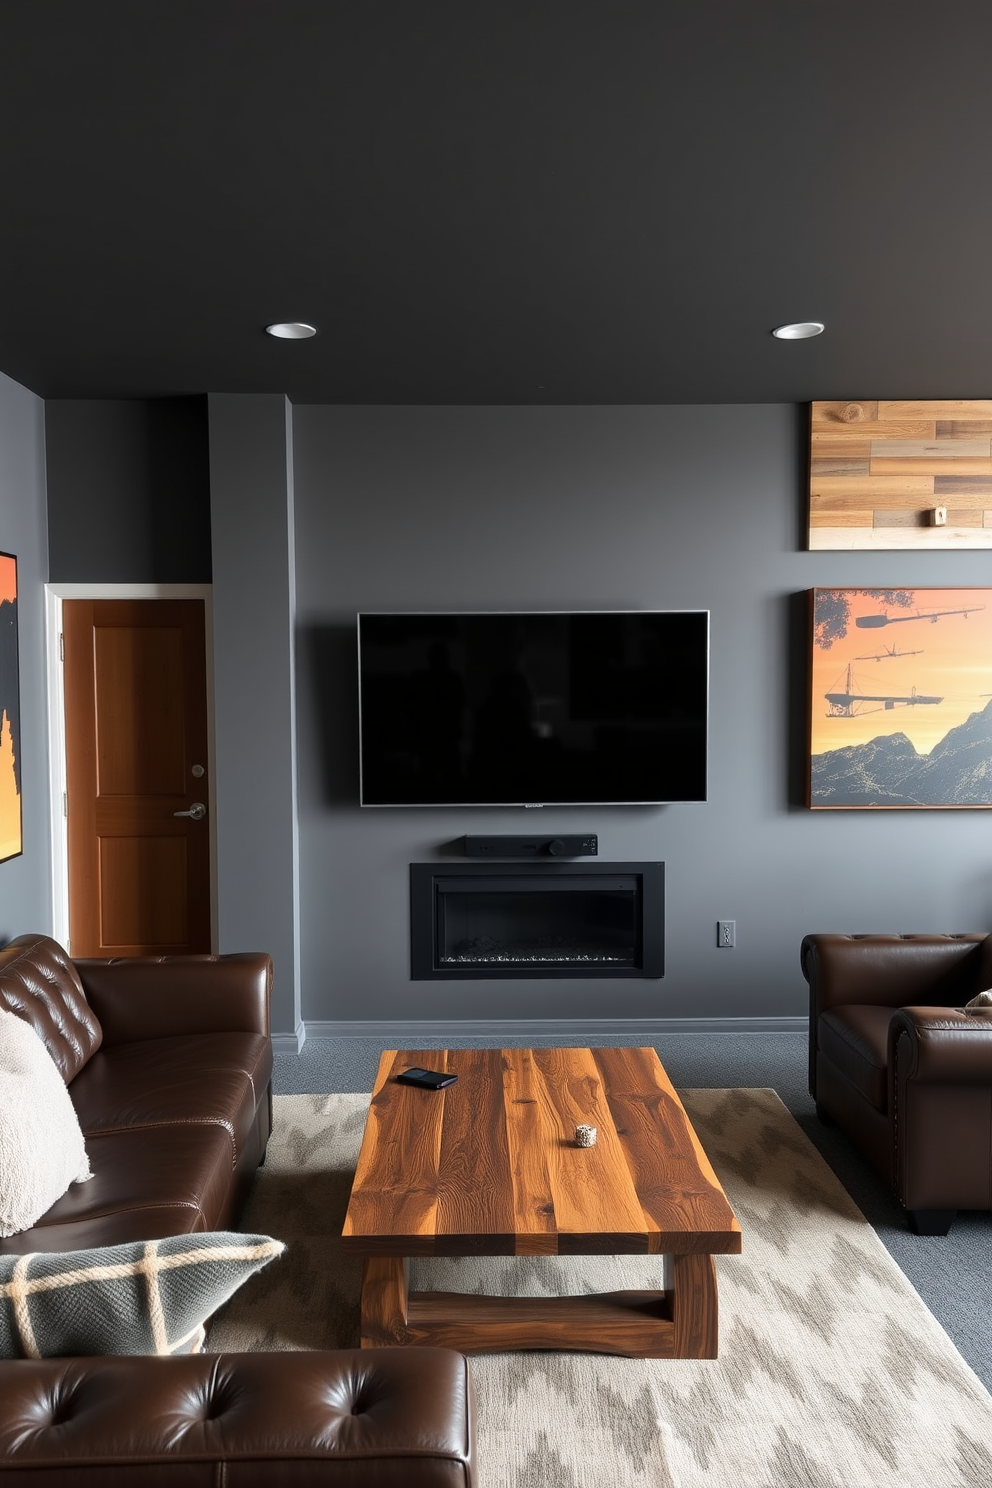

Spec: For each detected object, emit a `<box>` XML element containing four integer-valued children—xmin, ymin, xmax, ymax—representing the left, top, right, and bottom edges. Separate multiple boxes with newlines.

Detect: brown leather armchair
<box><xmin>802</xmin><ymin>933</ymin><xmax>992</xmax><ymax>1235</ymax></box>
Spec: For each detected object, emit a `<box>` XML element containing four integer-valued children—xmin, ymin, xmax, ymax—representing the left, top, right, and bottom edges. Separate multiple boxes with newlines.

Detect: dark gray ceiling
<box><xmin>4</xmin><ymin>1</ymin><xmax>992</xmax><ymax>404</ymax></box>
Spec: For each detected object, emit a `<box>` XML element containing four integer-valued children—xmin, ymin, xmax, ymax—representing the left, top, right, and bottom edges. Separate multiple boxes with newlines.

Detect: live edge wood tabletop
<box><xmin>341</xmin><ymin>1046</ymin><xmax>742</xmax><ymax>1358</ymax></box>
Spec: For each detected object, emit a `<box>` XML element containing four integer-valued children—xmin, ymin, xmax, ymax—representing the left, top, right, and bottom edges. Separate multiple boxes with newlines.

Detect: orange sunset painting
<box><xmin>0</xmin><ymin>552</ymin><xmax>21</xmax><ymax>861</ymax></box>
<box><xmin>809</xmin><ymin>588</ymin><xmax>992</xmax><ymax>808</ymax></box>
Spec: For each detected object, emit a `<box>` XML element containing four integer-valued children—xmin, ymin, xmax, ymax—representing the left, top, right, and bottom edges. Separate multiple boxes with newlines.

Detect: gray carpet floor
<box><xmin>273</xmin><ymin>1031</ymin><xmax>992</xmax><ymax>1392</ymax></box>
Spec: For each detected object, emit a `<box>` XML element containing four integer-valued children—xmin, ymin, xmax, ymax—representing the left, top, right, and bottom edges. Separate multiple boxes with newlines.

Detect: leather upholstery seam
<box><xmin>13</xmin><ymin>1200</ymin><xmax>208</xmax><ymax>1232</ymax></box>
<box><xmin>242</xmin><ymin>1044</ymin><xmax>273</xmax><ymax>1106</ymax></box>
<box><xmin>82</xmin><ymin>1117</ymin><xmax>239</xmax><ymax>1168</ymax></box>
<box><xmin>1</xmin><ymin>940</ymin><xmax>59</xmax><ymax>978</ymax></box>
<box><xmin>907</xmin><ymin>1021</ymin><xmax>992</xmax><ymax>1034</ymax></box>
<box><xmin>821</xmin><ymin>1014</ymin><xmax>887</xmax><ymax>1069</ymax></box>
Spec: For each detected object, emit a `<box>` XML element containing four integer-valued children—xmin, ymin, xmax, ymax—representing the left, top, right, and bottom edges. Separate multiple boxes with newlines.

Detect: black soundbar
<box><xmin>463</xmin><ymin>834</ymin><xmax>598</xmax><ymax>858</ymax></box>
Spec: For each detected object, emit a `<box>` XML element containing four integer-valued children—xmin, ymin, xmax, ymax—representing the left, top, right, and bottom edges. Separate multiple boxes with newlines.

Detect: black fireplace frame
<box><xmin>410</xmin><ymin>861</ymin><xmax>664</xmax><ymax>980</ymax></box>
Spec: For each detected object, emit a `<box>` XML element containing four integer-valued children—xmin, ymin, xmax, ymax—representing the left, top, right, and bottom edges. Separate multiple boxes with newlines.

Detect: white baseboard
<box><xmin>273</xmin><ymin>1016</ymin><xmax>806</xmax><ymax>1047</ymax></box>
<box><xmin>271</xmin><ymin>1024</ymin><xmax>307</xmax><ymax>1055</ymax></box>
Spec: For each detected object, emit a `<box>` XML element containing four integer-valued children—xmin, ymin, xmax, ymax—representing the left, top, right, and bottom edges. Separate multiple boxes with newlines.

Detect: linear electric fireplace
<box><xmin>410</xmin><ymin>862</ymin><xmax>664</xmax><ymax>979</ymax></box>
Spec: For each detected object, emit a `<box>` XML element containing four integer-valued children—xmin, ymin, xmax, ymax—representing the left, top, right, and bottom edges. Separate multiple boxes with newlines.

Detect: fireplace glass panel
<box><xmin>437</xmin><ymin>879</ymin><xmax>638</xmax><ymax>969</ymax></box>
<box><xmin>410</xmin><ymin>862</ymin><xmax>664</xmax><ymax>979</ymax></box>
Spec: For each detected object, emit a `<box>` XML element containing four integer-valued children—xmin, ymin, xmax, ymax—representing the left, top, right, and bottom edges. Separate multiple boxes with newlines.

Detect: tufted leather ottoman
<box><xmin>0</xmin><ymin>1349</ymin><xmax>475</xmax><ymax>1484</ymax></box>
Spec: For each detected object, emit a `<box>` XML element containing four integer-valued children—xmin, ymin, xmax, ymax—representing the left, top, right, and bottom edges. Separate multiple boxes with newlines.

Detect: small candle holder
<box><xmin>574</xmin><ymin>1124</ymin><xmax>597</xmax><ymax>1148</ymax></box>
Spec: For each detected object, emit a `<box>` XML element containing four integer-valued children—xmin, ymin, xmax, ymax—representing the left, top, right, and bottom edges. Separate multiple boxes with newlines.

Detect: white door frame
<box><xmin>45</xmin><ymin>583</ymin><xmax>217</xmax><ymax>954</ymax></box>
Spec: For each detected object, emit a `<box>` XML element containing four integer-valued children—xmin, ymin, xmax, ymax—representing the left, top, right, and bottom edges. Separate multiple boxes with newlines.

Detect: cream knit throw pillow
<box><xmin>0</xmin><ymin>1007</ymin><xmax>93</xmax><ymax>1238</ymax></box>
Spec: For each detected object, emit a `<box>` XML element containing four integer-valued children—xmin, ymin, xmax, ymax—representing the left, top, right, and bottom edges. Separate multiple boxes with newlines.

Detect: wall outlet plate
<box><xmin>718</xmin><ymin>920</ymin><xmax>736</xmax><ymax>948</ymax></box>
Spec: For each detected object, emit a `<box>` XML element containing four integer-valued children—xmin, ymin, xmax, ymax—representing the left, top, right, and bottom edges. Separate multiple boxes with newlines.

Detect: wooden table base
<box><xmin>360</xmin><ymin>1252</ymin><xmax>718</xmax><ymax>1359</ymax></box>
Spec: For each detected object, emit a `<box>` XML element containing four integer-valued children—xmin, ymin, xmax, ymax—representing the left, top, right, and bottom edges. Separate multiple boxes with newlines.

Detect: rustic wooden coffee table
<box><xmin>341</xmin><ymin>1046</ymin><xmax>741</xmax><ymax>1358</ymax></box>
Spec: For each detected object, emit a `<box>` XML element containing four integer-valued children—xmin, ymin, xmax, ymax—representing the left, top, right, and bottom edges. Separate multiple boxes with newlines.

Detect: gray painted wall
<box><xmin>47</xmin><ymin>397</ymin><xmax>211</xmax><ymax>582</ymax></box>
<box><xmin>0</xmin><ymin>371</ymin><xmax>51</xmax><ymax>942</ymax></box>
<box><xmin>292</xmin><ymin>404</ymin><xmax>992</xmax><ymax>1026</ymax></box>
<box><xmin>208</xmin><ymin>395</ymin><xmax>301</xmax><ymax>1038</ymax></box>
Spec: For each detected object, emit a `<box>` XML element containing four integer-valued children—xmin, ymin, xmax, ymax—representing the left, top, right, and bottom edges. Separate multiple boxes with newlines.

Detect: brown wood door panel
<box><xmin>94</xmin><ymin>623</ymin><xmax>188</xmax><ymax>795</ymax></box>
<box><xmin>64</xmin><ymin>598</ymin><xmax>210</xmax><ymax>956</ymax></box>
<box><xmin>99</xmin><ymin>836</ymin><xmax>190</xmax><ymax>947</ymax></box>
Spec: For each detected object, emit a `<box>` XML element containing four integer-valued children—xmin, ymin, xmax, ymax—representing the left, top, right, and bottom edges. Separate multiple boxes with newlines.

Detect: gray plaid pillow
<box><xmin>0</xmin><ymin>1232</ymin><xmax>284</xmax><ymax>1358</ymax></box>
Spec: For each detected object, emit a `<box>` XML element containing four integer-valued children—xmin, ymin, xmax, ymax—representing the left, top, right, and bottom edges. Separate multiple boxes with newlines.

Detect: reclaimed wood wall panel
<box><xmin>808</xmin><ymin>400</ymin><xmax>992</xmax><ymax>548</ymax></box>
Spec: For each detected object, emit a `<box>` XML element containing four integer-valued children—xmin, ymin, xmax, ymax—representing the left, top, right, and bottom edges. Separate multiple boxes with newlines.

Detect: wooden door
<box><xmin>63</xmin><ymin>599</ymin><xmax>211</xmax><ymax>956</ymax></box>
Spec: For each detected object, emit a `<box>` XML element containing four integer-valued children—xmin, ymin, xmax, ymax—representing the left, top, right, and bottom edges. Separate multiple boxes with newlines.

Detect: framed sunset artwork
<box><xmin>808</xmin><ymin>587</ymin><xmax>992</xmax><ymax>809</ymax></box>
<box><xmin>0</xmin><ymin>552</ymin><xmax>21</xmax><ymax>861</ymax></box>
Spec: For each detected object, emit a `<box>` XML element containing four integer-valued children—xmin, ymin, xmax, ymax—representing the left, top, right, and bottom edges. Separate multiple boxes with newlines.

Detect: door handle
<box><xmin>173</xmin><ymin>802</ymin><xmax>207</xmax><ymax>821</ymax></box>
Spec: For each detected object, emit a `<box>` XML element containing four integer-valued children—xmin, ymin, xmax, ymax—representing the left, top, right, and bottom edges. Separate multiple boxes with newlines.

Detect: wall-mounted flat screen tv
<box><xmin>357</xmin><ymin>610</ymin><xmax>708</xmax><ymax>807</ymax></box>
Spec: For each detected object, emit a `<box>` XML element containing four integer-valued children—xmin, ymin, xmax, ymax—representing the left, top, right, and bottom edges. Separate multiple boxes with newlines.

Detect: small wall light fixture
<box><xmin>772</xmin><ymin>321</ymin><xmax>825</xmax><ymax>340</ymax></box>
<box><xmin>265</xmin><ymin>322</ymin><xmax>318</xmax><ymax>339</ymax></box>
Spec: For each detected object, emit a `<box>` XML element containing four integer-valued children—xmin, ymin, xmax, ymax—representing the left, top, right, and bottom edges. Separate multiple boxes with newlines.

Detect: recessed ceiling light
<box><xmin>772</xmin><ymin>321</ymin><xmax>824</xmax><ymax>340</ymax></box>
<box><xmin>265</xmin><ymin>322</ymin><xmax>317</xmax><ymax>339</ymax></box>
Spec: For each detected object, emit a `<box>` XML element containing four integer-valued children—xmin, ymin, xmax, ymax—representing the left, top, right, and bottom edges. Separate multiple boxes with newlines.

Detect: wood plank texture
<box><xmin>810</xmin><ymin>458</ymin><xmax>871</xmax><ymax>477</ymax></box>
<box><xmin>342</xmin><ymin>1047</ymin><xmax>741</xmax><ymax>1257</ymax></box>
<box><xmin>501</xmin><ymin>1046</ymin><xmax>561</xmax><ymax>1256</ymax></box>
<box><xmin>343</xmin><ymin>1046</ymin><xmax>739</xmax><ymax>1357</ymax></box>
<box><xmin>526</xmin><ymin>1047</ymin><xmax>650</xmax><ymax>1252</ymax></box>
<box><xmin>812</xmin><ymin>476</ymin><xmax>936</xmax><ymax>499</ymax></box>
<box><xmin>880</xmin><ymin>399</ymin><xmax>992</xmax><ymax>418</ymax></box>
<box><xmin>344</xmin><ymin>1050</ymin><xmax>447</xmax><ymax>1247</ymax></box>
<box><xmin>808</xmin><ymin>400</ymin><xmax>992</xmax><ymax>549</ymax></box>
<box><xmin>809</xmin><ymin>510</ymin><xmax>875</xmax><ymax>528</ymax></box>
<box><xmin>594</xmin><ymin>1046</ymin><xmax>736</xmax><ymax>1253</ymax></box>
<box><xmin>809</xmin><ymin>526</ymin><xmax>992</xmax><ymax>549</ymax></box>
<box><xmin>870</xmin><ymin>457</ymin><xmax>992</xmax><ymax>476</ymax></box>
<box><xmin>935</xmin><ymin>476</ymin><xmax>992</xmax><ymax>494</ymax></box>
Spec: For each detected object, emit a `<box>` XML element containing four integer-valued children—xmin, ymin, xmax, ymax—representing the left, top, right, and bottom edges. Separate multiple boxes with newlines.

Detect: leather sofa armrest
<box><xmin>74</xmin><ymin>953</ymin><xmax>272</xmax><ymax>1044</ymax></box>
<box><xmin>0</xmin><ymin>1350</ymin><xmax>475</xmax><ymax>1486</ymax></box>
<box><xmin>889</xmin><ymin>1004</ymin><xmax>992</xmax><ymax>1084</ymax></box>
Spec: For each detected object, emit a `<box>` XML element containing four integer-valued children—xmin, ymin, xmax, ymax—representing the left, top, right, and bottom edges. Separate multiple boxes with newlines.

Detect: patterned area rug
<box><xmin>207</xmin><ymin>1090</ymin><xmax>992</xmax><ymax>1487</ymax></box>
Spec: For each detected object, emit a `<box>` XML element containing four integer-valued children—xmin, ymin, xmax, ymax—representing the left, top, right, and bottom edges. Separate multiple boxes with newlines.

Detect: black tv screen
<box><xmin>357</xmin><ymin>611</ymin><xmax>708</xmax><ymax>807</ymax></box>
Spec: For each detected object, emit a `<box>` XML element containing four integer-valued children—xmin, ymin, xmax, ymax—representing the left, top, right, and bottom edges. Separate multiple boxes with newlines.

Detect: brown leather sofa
<box><xmin>0</xmin><ymin>933</ymin><xmax>274</xmax><ymax>1255</ymax></box>
<box><xmin>0</xmin><ymin>934</ymin><xmax>475</xmax><ymax>1485</ymax></box>
<box><xmin>802</xmin><ymin>932</ymin><xmax>992</xmax><ymax>1235</ymax></box>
